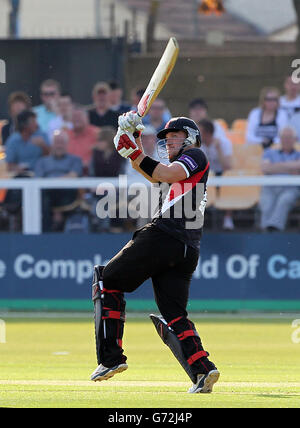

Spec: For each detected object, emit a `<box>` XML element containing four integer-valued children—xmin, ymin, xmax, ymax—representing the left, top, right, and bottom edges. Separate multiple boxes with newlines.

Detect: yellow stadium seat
<box><xmin>226</xmin><ymin>130</ymin><xmax>245</xmax><ymax>145</ymax></box>
<box><xmin>232</xmin><ymin>119</ymin><xmax>247</xmax><ymax>133</ymax></box>
<box><xmin>215</xmin><ymin>118</ymin><xmax>228</xmax><ymax>131</ymax></box>
<box><xmin>214</xmin><ymin>169</ymin><xmax>262</xmax><ymax>211</ymax></box>
<box><xmin>232</xmin><ymin>144</ymin><xmax>263</xmax><ymax>171</ymax></box>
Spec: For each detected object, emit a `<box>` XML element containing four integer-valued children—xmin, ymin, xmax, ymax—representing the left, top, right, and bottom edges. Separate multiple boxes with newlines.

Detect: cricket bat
<box><xmin>137</xmin><ymin>37</ymin><xmax>179</xmax><ymax>118</ymax></box>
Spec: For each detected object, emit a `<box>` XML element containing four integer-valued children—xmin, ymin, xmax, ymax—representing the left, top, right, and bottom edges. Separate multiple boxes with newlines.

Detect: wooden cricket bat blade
<box><xmin>137</xmin><ymin>37</ymin><xmax>179</xmax><ymax>118</ymax></box>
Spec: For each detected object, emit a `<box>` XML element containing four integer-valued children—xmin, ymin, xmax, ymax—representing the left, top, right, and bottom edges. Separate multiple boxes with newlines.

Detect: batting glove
<box><xmin>118</xmin><ymin>111</ymin><xmax>145</xmax><ymax>134</ymax></box>
<box><xmin>114</xmin><ymin>128</ymin><xmax>143</xmax><ymax>161</ymax></box>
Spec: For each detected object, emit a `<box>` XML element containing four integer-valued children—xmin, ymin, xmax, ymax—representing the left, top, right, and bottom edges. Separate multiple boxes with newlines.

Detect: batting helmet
<box><xmin>157</xmin><ymin>117</ymin><xmax>202</xmax><ymax>147</ymax></box>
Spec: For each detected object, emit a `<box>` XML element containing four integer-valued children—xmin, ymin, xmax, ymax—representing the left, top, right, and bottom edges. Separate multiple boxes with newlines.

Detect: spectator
<box><xmin>198</xmin><ymin>119</ymin><xmax>233</xmax><ymax>174</ymax></box>
<box><xmin>47</xmin><ymin>93</ymin><xmax>73</xmax><ymax>142</ymax></box>
<box><xmin>89</xmin><ymin>127</ymin><xmax>125</xmax><ymax>233</ymax></box>
<box><xmin>246</xmin><ymin>87</ymin><xmax>288</xmax><ymax>147</ymax></box>
<box><xmin>260</xmin><ymin>126</ymin><xmax>300</xmax><ymax>231</ymax></box>
<box><xmin>33</xmin><ymin>79</ymin><xmax>61</xmax><ymax>134</ymax></box>
<box><xmin>35</xmin><ymin>130</ymin><xmax>83</xmax><ymax>232</ymax></box>
<box><xmin>1</xmin><ymin>91</ymin><xmax>32</xmax><ymax>145</ymax></box>
<box><xmin>108</xmin><ymin>80</ymin><xmax>131</xmax><ymax>115</ymax></box>
<box><xmin>90</xmin><ymin>126</ymin><xmax>125</xmax><ymax>177</ymax></box>
<box><xmin>130</xmin><ymin>88</ymin><xmax>171</xmax><ymax>125</ymax></box>
<box><xmin>67</xmin><ymin>105</ymin><xmax>100</xmax><ymax>170</ymax></box>
<box><xmin>143</xmin><ymin>98</ymin><xmax>169</xmax><ymax>132</ymax></box>
<box><xmin>198</xmin><ymin>118</ymin><xmax>234</xmax><ymax>230</ymax></box>
<box><xmin>5</xmin><ymin>110</ymin><xmax>50</xmax><ymax>174</ymax></box>
<box><xmin>88</xmin><ymin>82</ymin><xmax>119</xmax><ymax>129</ymax></box>
<box><xmin>280</xmin><ymin>75</ymin><xmax>300</xmax><ymax>120</ymax></box>
<box><xmin>188</xmin><ymin>98</ymin><xmax>231</xmax><ymax>148</ymax></box>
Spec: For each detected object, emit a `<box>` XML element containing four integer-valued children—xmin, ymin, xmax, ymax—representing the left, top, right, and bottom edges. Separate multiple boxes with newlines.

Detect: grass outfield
<box><xmin>0</xmin><ymin>314</ymin><xmax>300</xmax><ymax>408</ymax></box>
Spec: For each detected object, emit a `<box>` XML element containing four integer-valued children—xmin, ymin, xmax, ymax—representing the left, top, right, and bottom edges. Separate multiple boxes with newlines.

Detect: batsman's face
<box><xmin>165</xmin><ymin>131</ymin><xmax>187</xmax><ymax>160</ymax></box>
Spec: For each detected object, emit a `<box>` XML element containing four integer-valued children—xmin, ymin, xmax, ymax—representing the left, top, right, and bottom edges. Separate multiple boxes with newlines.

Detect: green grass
<box><xmin>0</xmin><ymin>315</ymin><xmax>300</xmax><ymax>408</ymax></box>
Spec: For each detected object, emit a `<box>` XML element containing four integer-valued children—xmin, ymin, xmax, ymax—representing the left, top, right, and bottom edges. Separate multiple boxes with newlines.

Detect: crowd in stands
<box><xmin>0</xmin><ymin>74</ymin><xmax>300</xmax><ymax>233</ymax></box>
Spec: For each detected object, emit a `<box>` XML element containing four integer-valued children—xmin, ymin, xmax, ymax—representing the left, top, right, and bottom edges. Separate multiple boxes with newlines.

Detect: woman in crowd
<box><xmin>246</xmin><ymin>87</ymin><xmax>288</xmax><ymax>148</ymax></box>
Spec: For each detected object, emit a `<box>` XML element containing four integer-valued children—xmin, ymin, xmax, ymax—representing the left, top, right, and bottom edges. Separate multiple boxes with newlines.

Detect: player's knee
<box><xmin>102</xmin><ymin>263</ymin><xmax>120</xmax><ymax>288</ymax></box>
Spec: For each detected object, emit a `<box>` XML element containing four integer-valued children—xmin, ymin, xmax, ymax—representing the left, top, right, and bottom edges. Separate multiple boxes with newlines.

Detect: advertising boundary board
<box><xmin>0</xmin><ymin>233</ymin><xmax>300</xmax><ymax>312</ymax></box>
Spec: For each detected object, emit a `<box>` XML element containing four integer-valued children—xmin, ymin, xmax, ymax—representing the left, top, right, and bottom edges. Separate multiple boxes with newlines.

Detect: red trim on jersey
<box><xmin>169</xmin><ymin>161</ymin><xmax>209</xmax><ymax>202</ymax></box>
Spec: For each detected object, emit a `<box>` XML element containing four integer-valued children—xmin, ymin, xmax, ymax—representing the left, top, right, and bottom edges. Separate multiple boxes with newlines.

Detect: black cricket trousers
<box><xmin>101</xmin><ymin>223</ymin><xmax>208</xmax><ymax>374</ymax></box>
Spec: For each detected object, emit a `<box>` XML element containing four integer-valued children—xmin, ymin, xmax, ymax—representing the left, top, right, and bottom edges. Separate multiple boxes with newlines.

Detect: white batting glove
<box><xmin>118</xmin><ymin>111</ymin><xmax>145</xmax><ymax>134</ymax></box>
<box><xmin>113</xmin><ymin>127</ymin><xmax>143</xmax><ymax>161</ymax></box>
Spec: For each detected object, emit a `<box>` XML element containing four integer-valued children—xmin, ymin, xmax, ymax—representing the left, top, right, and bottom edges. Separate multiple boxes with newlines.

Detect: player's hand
<box><xmin>113</xmin><ymin>127</ymin><xmax>143</xmax><ymax>161</ymax></box>
<box><xmin>118</xmin><ymin>111</ymin><xmax>145</xmax><ymax>134</ymax></box>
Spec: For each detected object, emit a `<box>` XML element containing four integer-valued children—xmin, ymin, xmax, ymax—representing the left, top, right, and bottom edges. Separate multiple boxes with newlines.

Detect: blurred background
<box><xmin>0</xmin><ymin>0</ymin><xmax>300</xmax><ymax>313</ymax></box>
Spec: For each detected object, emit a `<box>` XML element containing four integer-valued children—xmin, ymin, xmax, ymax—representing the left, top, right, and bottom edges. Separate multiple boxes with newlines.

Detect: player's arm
<box><xmin>114</xmin><ymin>126</ymin><xmax>186</xmax><ymax>183</ymax></box>
<box><xmin>132</xmin><ymin>153</ymin><xmax>187</xmax><ymax>183</ymax></box>
<box><xmin>129</xmin><ymin>134</ymin><xmax>160</xmax><ymax>184</ymax></box>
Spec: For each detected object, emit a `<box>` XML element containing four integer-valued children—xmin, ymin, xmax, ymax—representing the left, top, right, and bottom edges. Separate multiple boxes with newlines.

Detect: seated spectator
<box><xmin>1</xmin><ymin>91</ymin><xmax>32</xmax><ymax>145</ymax></box>
<box><xmin>33</xmin><ymin>79</ymin><xmax>61</xmax><ymax>134</ymax></box>
<box><xmin>47</xmin><ymin>93</ymin><xmax>73</xmax><ymax>142</ymax></box>
<box><xmin>260</xmin><ymin>126</ymin><xmax>300</xmax><ymax>231</ymax></box>
<box><xmin>246</xmin><ymin>87</ymin><xmax>288</xmax><ymax>147</ymax></box>
<box><xmin>90</xmin><ymin>126</ymin><xmax>125</xmax><ymax>177</ymax></box>
<box><xmin>4</xmin><ymin>110</ymin><xmax>50</xmax><ymax>223</ymax></box>
<box><xmin>67</xmin><ymin>105</ymin><xmax>100</xmax><ymax>171</ymax></box>
<box><xmin>198</xmin><ymin>119</ymin><xmax>233</xmax><ymax>174</ymax></box>
<box><xmin>188</xmin><ymin>98</ymin><xmax>231</xmax><ymax>147</ymax></box>
<box><xmin>35</xmin><ymin>130</ymin><xmax>83</xmax><ymax>232</ymax></box>
<box><xmin>5</xmin><ymin>110</ymin><xmax>50</xmax><ymax>175</ymax></box>
<box><xmin>280</xmin><ymin>75</ymin><xmax>300</xmax><ymax>119</ymax></box>
<box><xmin>143</xmin><ymin>98</ymin><xmax>170</xmax><ymax>132</ymax></box>
<box><xmin>88</xmin><ymin>82</ymin><xmax>119</xmax><ymax>129</ymax></box>
<box><xmin>198</xmin><ymin>118</ymin><xmax>234</xmax><ymax>230</ymax></box>
<box><xmin>108</xmin><ymin>80</ymin><xmax>131</xmax><ymax>115</ymax></box>
<box><xmin>89</xmin><ymin>127</ymin><xmax>125</xmax><ymax>233</ymax></box>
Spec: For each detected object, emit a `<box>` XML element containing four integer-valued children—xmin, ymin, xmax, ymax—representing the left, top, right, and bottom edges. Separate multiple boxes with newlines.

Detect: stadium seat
<box><xmin>226</xmin><ymin>130</ymin><xmax>245</xmax><ymax>145</ymax></box>
<box><xmin>215</xmin><ymin>118</ymin><xmax>228</xmax><ymax>130</ymax></box>
<box><xmin>232</xmin><ymin>119</ymin><xmax>247</xmax><ymax>133</ymax></box>
<box><xmin>214</xmin><ymin>169</ymin><xmax>262</xmax><ymax>211</ymax></box>
<box><xmin>232</xmin><ymin>144</ymin><xmax>263</xmax><ymax>171</ymax></box>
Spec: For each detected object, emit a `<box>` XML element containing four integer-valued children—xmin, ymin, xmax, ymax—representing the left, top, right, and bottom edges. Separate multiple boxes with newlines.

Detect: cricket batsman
<box><xmin>90</xmin><ymin>111</ymin><xmax>220</xmax><ymax>393</ymax></box>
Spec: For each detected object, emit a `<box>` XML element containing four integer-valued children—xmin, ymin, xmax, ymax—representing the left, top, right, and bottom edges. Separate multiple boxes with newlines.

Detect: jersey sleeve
<box><xmin>173</xmin><ymin>149</ymin><xmax>208</xmax><ymax>178</ymax></box>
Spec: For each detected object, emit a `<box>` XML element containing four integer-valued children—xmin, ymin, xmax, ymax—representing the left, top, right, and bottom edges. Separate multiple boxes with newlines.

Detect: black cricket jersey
<box><xmin>152</xmin><ymin>147</ymin><xmax>209</xmax><ymax>250</ymax></box>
